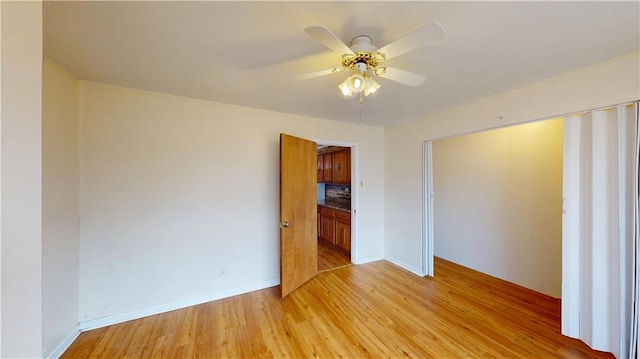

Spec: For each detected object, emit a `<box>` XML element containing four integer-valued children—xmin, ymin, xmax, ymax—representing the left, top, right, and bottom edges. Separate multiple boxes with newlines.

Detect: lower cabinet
<box><xmin>317</xmin><ymin>205</ymin><xmax>321</xmax><ymax>238</ymax></box>
<box><xmin>335</xmin><ymin>220</ymin><xmax>351</xmax><ymax>253</ymax></box>
<box><xmin>320</xmin><ymin>211</ymin><xmax>335</xmax><ymax>244</ymax></box>
<box><xmin>318</xmin><ymin>205</ymin><xmax>351</xmax><ymax>255</ymax></box>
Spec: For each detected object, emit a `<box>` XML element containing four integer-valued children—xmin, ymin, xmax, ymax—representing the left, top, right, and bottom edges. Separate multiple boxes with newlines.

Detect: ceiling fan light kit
<box><xmin>302</xmin><ymin>23</ymin><xmax>445</xmax><ymax>100</ymax></box>
<box><xmin>364</xmin><ymin>76</ymin><xmax>381</xmax><ymax>96</ymax></box>
<box><xmin>348</xmin><ymin>72</ymin><xmax>364</xmax><ymax>92</ymax></box>
<box><xmin>338</xmin><ymin>70</ymin><xmax>380</xmax><ymax>98</ymax></box>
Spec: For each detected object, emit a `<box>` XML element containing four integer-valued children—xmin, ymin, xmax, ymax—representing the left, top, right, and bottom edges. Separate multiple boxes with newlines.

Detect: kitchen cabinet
<box><xmin>317</xmin><ymin>205</ymin><xmax>321</xmax><ymax>238</ymax></box>
<box><xmin>331</xmin><ymin>149</ymin><xmax>350</xmax><ymax>184</ymax></box>
<box><xmin>317</xmin><ymin>205</ymin><xmax>351</xmax><ymax>255</ymax></box>
<box><xmin>317</xmin><ymin>154</ymin><xmax>324</xmax><ymax>183</ymax></box>
<box><xmin>334</xmin><ymin>209</ymin><xmax>351</xmax><ymax>253</ymax></box>
<box><xmin>317</xmin><ymin>148</ymin><xmax>350</xmax><ymax>184</ymax></box>
<box><xmin>322</xmin><ymin>153</ymin><xmax>333</xmax><ymax>183</ymax></box>
<box><xmin>335</xmin><ymin>221</ymin><xmax>351</xmax><ymax>253</ymax></box>
<box><xmin>319</xmin><ymin>206</ymin><xmax>335</xmax><ymax>245</ymax></box>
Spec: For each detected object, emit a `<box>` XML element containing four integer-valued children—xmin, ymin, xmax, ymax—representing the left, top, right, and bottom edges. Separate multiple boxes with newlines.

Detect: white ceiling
<box><xmin>44</xmin><ymin>1</ymin><xmax>639</xmax><ymax>127</ymax></box>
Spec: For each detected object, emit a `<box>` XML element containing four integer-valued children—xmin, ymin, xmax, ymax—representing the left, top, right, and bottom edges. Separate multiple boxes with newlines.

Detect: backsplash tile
<box><xmin>325</xmin><ymin>183</ymin><xmax>351</xmax><ymax>202</ymax></box>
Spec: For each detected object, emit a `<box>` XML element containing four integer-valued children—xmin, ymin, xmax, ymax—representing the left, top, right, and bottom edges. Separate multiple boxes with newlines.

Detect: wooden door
<box><xmin>280</xmin><ymin>133</ymin><xmax>318</xmax><ymax>297</ymax></box>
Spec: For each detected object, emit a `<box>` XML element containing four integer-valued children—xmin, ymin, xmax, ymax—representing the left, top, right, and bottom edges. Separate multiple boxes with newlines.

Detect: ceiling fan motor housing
<box><xmin>342</xmin><ymin>35</ymin><xmax>385</xmax><ymax>72</ymax></box>
<box><xmin>350</xmin><ymin>35</ymin><xmax>377</xmax><ymax>52</ymax></box>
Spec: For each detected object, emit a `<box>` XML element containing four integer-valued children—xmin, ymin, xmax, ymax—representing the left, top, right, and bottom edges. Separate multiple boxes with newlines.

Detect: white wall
<box><xmin>0</xmin><ymin>1</ymin><xmax>43</xmax><ymax>357</ymax></box>
<box><xmin>385</xmin><ymin>51</ymin><xmax>640</xmax><ymax>276</ymax></box>
<box><xmin>78</xmin><ymin>81</ymin><xmax>384</xmax><ymax>323</ymax></box>
<box><xmin>432</xmin><ymin>119</ymin><xmax>563</xmax><ymax>297</ymax></box>
<box><xmin>42</xmin><ymin>58</ymin><xmax>80</xmax><ymax>356</ymax></box>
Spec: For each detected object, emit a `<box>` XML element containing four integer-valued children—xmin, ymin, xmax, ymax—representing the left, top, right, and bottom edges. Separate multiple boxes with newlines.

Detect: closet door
<box><xmin>561</xmin><ymin>103</ymin><xmax>638</xmax><ymax>358</ymax></box>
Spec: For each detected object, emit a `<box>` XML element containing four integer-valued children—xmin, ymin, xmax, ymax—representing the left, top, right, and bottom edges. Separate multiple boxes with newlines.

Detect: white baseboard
<box><xmin>78</xmin><ymin>279</ymin><xmax>280</xmax><ymax>332</ymax></box>
<box><xmin>384</xmin><ymin>256</ymin><xmax>426</xmax><ymax>277</ymax></box>
<box><xmin>44</xmin><ymin>324</ymin><xmax>81</xmax><ymax>359</ymax></box>
<box><xmin>354</xmin><ymin>255</ymin><xmax>384</xmax><ymax>265</ymax></box>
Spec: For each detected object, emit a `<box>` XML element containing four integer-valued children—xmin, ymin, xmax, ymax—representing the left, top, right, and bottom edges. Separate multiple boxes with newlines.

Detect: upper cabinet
<box><xmin>317</xmin><ymin>147</ymin><xmax>350</xmax><ymax>184</ymax></box>
<box><xmin>317</xmin><ymin>154</ymin><xmax>324</xmax><ymax>182</ymax></box>
<box><xmin>332</xmin><ymin>149</ymin><xmax>350</xmax><ymax>184</ymax></box>
<box><xmin>322</xmin><ymin>153</ymin><xmax>333</xmax><ymax>183</ymax></box>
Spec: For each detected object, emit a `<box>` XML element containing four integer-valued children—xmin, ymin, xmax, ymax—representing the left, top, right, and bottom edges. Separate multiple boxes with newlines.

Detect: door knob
<box><xmin>281</xmin><ymin>221</ymin><xmax>290</xmax><ymax>228</ymax></box>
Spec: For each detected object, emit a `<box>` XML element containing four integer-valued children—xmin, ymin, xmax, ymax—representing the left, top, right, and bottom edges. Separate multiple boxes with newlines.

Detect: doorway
<box><xmin>422</xmin><ymin>118</ymin><xmax>564</xmax><ymax>299</ymax></box>
<box><xmin>420</xmin><ymin>103</ymin><xmax>638</xmax><ymax>356</ymax></box>
<box><xmin>316</xmin><ymin>144</ymin><xmax>354</xmax><ymax>272</ymax></box>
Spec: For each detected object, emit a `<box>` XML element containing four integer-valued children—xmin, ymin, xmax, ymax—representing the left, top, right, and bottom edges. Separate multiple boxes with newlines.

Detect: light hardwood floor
<box><xmin>62</xmin><ymin>258</ymin><xmax>612</xmax><ymax>358</ymax></box>
<box><xmin>317</xmin><ymin>239</ymin><xmax>351</xmax><ymax>272</ymax></box>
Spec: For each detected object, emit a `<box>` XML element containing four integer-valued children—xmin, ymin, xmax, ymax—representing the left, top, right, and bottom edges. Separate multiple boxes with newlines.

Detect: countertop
<box><xmin>317</xmin><ymin>199</ymin><xmax>351</xmax><ymax>212</ymax></box>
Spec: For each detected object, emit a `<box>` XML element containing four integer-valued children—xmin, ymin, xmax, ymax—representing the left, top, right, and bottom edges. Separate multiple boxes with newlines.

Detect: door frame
<box><xmin>314</xmin><ymin>139</ymin><xmax>358</xmax><ymax>264</ymax></box>
<box><xmin>422</xmin><ymin>141</ymin><xmax>435</xmax><ymax>276</ymax></box>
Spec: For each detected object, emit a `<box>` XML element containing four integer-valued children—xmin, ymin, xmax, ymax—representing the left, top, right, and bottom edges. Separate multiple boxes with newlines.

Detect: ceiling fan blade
<box><xmin>377</xmin><ymin>67</ymin><xmax>427</xmax><ymax>87</ymax></box>
<box><xmin>377</xmin><ymin>23</ymin><xmax>445</xmax><ymax>61</ymax></box>
<box><xmin>295</xmin><ymin>67</ymin><xmax>343</xmax><ymax>80</ymax></box>
<box><xmin>305</xmin><ymin>25</ymin><xmax>354</xmax><ymax>55</ymax></box>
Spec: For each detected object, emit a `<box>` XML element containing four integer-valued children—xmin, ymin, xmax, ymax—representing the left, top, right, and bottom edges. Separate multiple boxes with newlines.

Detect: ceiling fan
<box><xmin>299</xmin><ymin>23</ymin><xmax>445</xmax><ymax>99</ymax></box>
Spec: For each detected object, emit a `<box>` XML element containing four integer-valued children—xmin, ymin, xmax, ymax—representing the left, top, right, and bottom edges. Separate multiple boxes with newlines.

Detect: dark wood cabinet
<box><xmin>331</xmin><ymin>149</ymin><xmax>350</xmax><ymax>184</ymax></box>
<box><xmin>317</xmin><ymin>148</ymin><xmax>350</xmax><ymax>184</ymax></box>
<box><xmin>335</xmin><ymin>221</ymin><xmax>351</xmax><ymax>253</ymax></box>
<box><xmin>317</xmin><ymin>205</ymin><xmax>321</xmax><ymax>237</ymax></box>
<box><xmin>334</xmin><ymin>209</ymin><xmax>351</xmax><ymax>253</ymax></box>
<box><xmin>322</xmin><ymin>154</ymin><xmax>333</xmax><ymax>183</ymax></box>
<box><xmin>317</xmin><ymin>205</ymin><xmax>351</xmax><ymax>255</ymax></box>
<box><xmin>317</xmin><ymin>154</ymin><xmax>324</xmax><ymax>183</ymax></box>
<box><xmin>319</xmin><ymin>206</ymin><xmax>335</xmax><ymax>245</ymax></box>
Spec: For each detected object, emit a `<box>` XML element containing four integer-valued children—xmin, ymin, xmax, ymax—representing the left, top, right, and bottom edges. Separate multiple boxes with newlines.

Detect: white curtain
<box><xmin>561</xmin><ymin>102</ymin><xmax>638</xmax><ymax>358</ymax></box>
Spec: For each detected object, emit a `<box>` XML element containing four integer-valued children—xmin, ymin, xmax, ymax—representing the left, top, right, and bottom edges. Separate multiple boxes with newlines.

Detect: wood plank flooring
<box><xmin>317</xmin><ymin>239</ymin><xmax>351</xmax><ymax>272</ymax></box>
<box><xmin>62</xmin><ymin>258</ymin><xmax>613</xmax><ymax>358</ymax></box>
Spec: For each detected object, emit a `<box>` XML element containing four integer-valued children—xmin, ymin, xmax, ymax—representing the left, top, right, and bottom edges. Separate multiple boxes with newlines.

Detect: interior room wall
<box><xmin>77</xmin><ymin>81</ymin><xmax>385</xmax><ymax>323</ymax></box>
<box><xmin>384</xmin><ymin>50</ymin><xmax>639</xmax><ymax>275</ymax></box>
<box><xmin>0</xmin><ymin>1</ymin><xmax>43</xmax><ymax>357</ymax></box>
<box><xmin>42</xmin><ymin>58</ymin><xmax>80</xmax><ymax>356</ymax></box>
<box><xmin>432</xmin><ymin>119</ymin><xmax>563</xmax><ymax>297</ymax></box>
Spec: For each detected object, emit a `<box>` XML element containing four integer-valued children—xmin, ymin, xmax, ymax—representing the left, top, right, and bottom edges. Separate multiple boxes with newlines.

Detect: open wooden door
<box><xmin>280</xmin><ymin>133</ymin><xmax>318</xmax><ymax>297</ymax></box>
